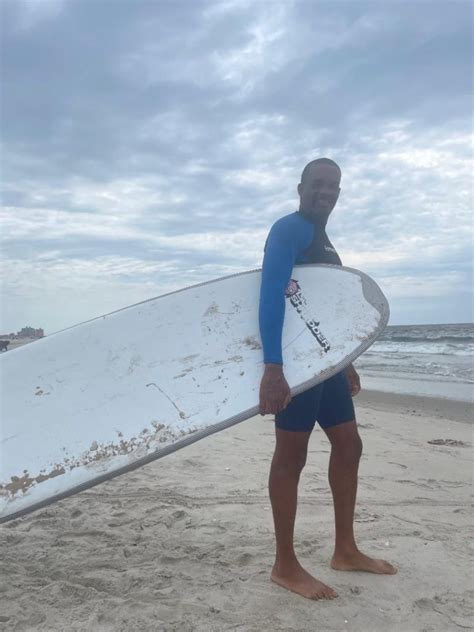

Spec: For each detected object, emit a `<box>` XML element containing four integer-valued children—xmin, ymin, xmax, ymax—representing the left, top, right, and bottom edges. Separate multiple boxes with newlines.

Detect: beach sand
<box><xmin>0</xmin><ymin>390</ymin><xmax>472</xmax><ymax>631</ymax></box>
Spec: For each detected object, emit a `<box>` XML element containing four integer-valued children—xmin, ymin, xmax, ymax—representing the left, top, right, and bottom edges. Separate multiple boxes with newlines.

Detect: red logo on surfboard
<box><xmin>285</xmin><ymin>279</ymin><xmax>300</xmax><ymax>298</ymax></box>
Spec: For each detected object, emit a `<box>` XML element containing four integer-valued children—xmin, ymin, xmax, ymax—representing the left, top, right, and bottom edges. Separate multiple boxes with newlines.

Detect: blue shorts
<box><xmin>275</xmin><ymin>370</ymin><xmax>355</xmax><ymax>432</ymax></box>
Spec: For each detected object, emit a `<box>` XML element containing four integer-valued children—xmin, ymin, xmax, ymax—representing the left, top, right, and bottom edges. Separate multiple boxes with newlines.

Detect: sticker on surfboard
<box><xmin>285</xmin><ymin>278</ymin><xmax>330</xmax><ymax>352</ymax></box>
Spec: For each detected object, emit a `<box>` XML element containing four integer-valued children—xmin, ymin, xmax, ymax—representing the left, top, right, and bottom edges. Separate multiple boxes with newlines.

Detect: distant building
<box><xmin>16</xmin><ymin>327</ymin><xmax>44</xmax><ymax>339</ymax></box>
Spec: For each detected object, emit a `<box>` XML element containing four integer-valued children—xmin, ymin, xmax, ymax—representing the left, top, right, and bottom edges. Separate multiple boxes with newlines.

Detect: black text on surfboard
<box><xmin>285</xmin><ymin>279</ymin><xmax>331</xmax><ymax>352</ymax></box>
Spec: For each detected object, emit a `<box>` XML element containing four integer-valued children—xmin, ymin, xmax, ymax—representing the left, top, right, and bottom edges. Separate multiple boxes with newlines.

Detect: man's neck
<box><xmin>298</xmin><ymin>207</ymin><xmax>329</xmax><ymax>227</ymax></box>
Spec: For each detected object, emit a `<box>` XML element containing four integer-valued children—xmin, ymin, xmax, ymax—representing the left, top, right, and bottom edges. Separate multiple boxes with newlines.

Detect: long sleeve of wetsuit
<box><xmin>259</xmin><ymin>220</ymin><xmax>301</xmax><ymax>365</ymax></box>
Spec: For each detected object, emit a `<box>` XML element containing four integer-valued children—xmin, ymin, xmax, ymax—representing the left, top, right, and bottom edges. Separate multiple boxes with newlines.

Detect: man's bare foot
<box><xmin>331</xmin><ymin>549</ymin><xmax>397</xmax><ymax>574</ymax></box>
<box><xmin>271</xmin><ymin>560</ymin><xmax>339</xmax><ymax>600</ymax></box>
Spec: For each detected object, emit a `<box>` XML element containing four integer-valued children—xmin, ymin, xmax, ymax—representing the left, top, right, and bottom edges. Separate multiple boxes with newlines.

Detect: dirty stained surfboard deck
<box><xmin>0</xmin><ymin>264</ymin><xmax>389</xmax><ymax>523</ymax></box>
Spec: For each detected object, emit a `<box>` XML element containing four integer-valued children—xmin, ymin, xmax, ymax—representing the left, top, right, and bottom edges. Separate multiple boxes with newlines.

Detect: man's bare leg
<box><xmin>269</xmin><ymin>427</ymin><xmax>338</xmax><ymax>600</ymax></box>
<box><xmin>324</xmin><ymin>420</ymin><xmax>397</xmax><ymax>574</ymax></box>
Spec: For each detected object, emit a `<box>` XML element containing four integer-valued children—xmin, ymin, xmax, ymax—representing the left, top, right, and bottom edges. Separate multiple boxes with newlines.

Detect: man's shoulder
<box><xmin>269</xmin><ymin>211</ymin><xmax>306</xmax><ymax>234</ymax></box>
<box><xmin>264</xmin><ymin>211</ymin><xmax>312</xmax><ymax>255</ymax></box>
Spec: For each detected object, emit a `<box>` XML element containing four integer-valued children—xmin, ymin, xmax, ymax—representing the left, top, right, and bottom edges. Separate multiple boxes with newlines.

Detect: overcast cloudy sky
<box><xmin>1</xmin><ymin>0</ymin><xmax>472</xmax><ymax>334</ymax></box>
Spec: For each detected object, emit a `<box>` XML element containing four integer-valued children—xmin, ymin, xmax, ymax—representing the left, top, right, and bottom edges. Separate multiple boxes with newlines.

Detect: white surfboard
<box><xmin>0</xmin><ymin>265</ymin><xmax>389</xmax><ymax>523</ymax></box>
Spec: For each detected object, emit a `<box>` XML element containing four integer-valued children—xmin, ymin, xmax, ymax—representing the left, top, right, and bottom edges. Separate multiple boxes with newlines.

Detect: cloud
<box><xmin>1</xmin><ymin>0</ymin><xmax>472</xmax><ymax>331</ymax></box>
<box><xmin>5</xmin><ymin>0</ymin><xmax>66</xmax><ymax>33</ymax></box>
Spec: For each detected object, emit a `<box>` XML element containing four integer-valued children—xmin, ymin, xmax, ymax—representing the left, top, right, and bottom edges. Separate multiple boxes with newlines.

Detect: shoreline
<box><xmin>356</xmin><ymin>388</ymin><xmax>473</xmax><ymax>425</ymax></box>
<box><xmin>354</xmin><ymin>370</ymin><xmax>473</xmax><ymax>404</ymax></box>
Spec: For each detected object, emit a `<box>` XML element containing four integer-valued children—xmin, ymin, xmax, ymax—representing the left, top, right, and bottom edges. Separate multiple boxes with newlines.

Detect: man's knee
<box><xmin>344</xmin><ymin>436</ymin><xmax>363</xmax><ymax>460</ymax></box>
<box><xmin>272</xmin><ymin>427</ymin><xmax>311</xmax><ymax>474</ymax></box>
<box><xmin>333</xmin><ymin>436</ymin><xmax>363</xmax><ymax>463</ymax></box>
<box><xmin>325</xmin><ymin>421</ymin><xmax>363</xmax><ymax>461</ymax></box>
<box><xmin>272</xmin><ymin>450</ymin><xmax>307</xmax><ymax>475</ymax></box>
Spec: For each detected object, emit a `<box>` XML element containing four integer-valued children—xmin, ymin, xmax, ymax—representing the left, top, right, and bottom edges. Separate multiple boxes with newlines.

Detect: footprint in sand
<box><xmin>354</xmin><ymin>509</ymin><xmax>381</xmax><ymax>523</ymax></box>
<box><xmin>427</xmin><ymin>439</ymin><xmax>470</xmax><ymax>447</ymax></box>
<box><xmin>161</xmin><ymin>508</ymin><xmax>191</xmax><ymax>529</ymax></box>
<box><xmin>171</xmin><ymin>509</ymin><xmax>187</xmax><ymax>520</ymax></box>
<box><xmin>236</xmin><ymin>552</ymin><xmax>253</xmax><ymax>566</ymax></box>
<box><xmin>414</xmin><ymin>590</ymin><xmax>474</xmax><ymax>629</ymax></box>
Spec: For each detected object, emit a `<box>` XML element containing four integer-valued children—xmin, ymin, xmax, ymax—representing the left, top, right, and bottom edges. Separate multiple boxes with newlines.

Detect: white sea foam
<box><xmin>354</xmin><ymin>323</ymin><xmax>474</xmax><ymax>399</ymax></box>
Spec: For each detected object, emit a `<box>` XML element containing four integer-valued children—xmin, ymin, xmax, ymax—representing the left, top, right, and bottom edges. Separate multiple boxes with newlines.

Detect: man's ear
<box><xmin>297</xmin><ymin>183</ymin><xmax>301</xmax><ymax>197</ymax></box>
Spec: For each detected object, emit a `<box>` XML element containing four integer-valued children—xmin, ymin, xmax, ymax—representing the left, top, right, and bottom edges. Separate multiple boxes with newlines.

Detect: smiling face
<box><xmin>297</xmin><ymin>161</ymin><xmax>341</xmax><ymax>223</ymax></box>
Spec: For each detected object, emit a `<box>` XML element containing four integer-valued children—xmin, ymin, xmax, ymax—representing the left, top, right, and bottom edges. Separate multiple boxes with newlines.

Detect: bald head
<box><xmin>300</xmin><ymin>158</ymin><xmax>341</xmax><ymax>185</ymax></box>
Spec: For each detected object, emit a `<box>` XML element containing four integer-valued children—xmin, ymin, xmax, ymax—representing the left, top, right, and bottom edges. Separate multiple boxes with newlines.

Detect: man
<box><xmin>259</xmin><ymin>158</ymin><xmax>397</xmax><ymax>601</ymax></box>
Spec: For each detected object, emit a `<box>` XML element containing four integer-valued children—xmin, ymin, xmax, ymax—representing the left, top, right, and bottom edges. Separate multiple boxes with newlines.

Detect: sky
<box><xmin>1</xmin><ymin>0</ymin><xmax>473</xmax><ymax>334</ymax></box>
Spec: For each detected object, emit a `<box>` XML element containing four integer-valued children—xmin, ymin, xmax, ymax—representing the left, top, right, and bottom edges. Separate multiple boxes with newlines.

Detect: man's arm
<box><xmin>258</xmin><ymin>219</ymin><xmax>300</xmax><ymax>414</ymax></box>
<box><xmin>259</xmin><ymin>221</ymin><xmax>299</xmax><ymax>365</ymax></box>
<box><xmin>346</xmin><ymin>362</ymin><xmax>361</xmax><ymax>396</ymax></box>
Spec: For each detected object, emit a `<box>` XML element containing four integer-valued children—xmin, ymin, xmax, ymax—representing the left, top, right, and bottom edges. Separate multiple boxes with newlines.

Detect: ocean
<box><xmin>354</xmin><ymin>323</ymin><xmax>474</xmax><ymax>403</ymax></box>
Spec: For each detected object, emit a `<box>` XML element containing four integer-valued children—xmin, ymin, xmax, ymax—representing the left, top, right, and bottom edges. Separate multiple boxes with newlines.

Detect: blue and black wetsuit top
<box><xmin>259</xmin><ymin>209</ymin><xmax>342</xmax><ymax>365</ymax></box>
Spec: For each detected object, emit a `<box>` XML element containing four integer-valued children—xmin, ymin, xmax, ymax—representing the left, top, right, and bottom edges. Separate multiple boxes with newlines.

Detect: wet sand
<box><xmin>0</xmin><ymin>390</ymin><xmax>472</xmax><ymax>631</ymax></box>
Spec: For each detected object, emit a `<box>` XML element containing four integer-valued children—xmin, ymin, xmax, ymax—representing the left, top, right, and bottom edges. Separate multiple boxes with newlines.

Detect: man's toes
<box><xmin>378</xmin><ymin>560</ymin><xmax>397</xmax><ymax>574</ymax></box>
<box><xmin>320</xmin><ymin>588</ymin><xmax>336</xmax><ymax>599</ymax></box>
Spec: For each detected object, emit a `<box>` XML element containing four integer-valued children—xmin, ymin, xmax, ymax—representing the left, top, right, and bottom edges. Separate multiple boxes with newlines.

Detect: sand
<box><xmin>0</xmin><ymin>390</ymin><xmax>472</xmax><ymax>632</ymax></box>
